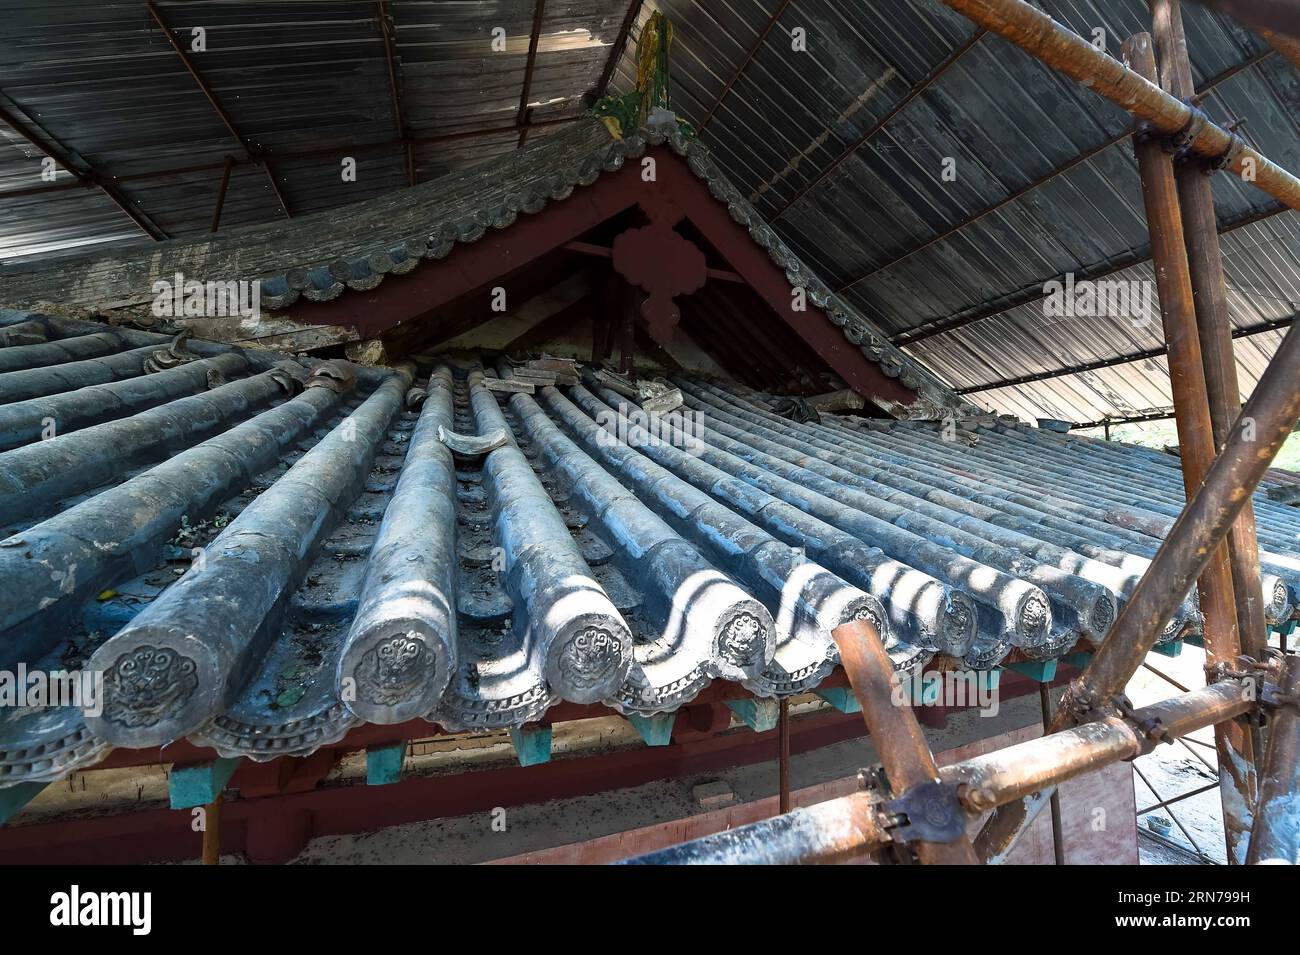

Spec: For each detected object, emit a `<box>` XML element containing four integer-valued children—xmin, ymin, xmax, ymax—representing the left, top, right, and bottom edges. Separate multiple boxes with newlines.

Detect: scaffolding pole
<box><xmin>936</xmin><ymin>0</ymin><xmax>1300</xmax><ymax>213</ymax></box>
<box><xmin>974</xmin><ymin>316</ymin><xmax>1300</xmax><ymax>861</ymax></box>
<box><xmin>622</xmin><ymin>681</ymin><xmax>1254</xmax><ymax>864</ymax></box>
<box><xmin>1247</xmin><ymin>654</ymin><xmax>1300</xmax><ymax>864</ymax></box>
<box><xmin>1150</xmin><ymin>0</ymin><xmax>1269</xmax><ymax>663</ymax></box>
<box><xmin>918</xmin><ymin>0</ymin><xmax>1300</xmax><ymax>866</ymax></box>
<box><xmin>833</xmin><ymin>619</ymin><xmax>980</xmax><ymax>865</ymax></box>
<box><xmin>1124</xmin><ymin>31</ymin><xmax>1257</xmax><ymax>864</ymax></box>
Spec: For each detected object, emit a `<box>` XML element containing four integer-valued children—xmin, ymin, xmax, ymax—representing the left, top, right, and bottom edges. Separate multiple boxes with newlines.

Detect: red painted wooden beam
<box><xmin>285</xmin><ymin>144</ymin><xmax>917</xmax><ymax>407</ymax></box>
<box><xmin>0</xmin><ymin>666</ymin><xmax>1062</xmax><ymax>864</ymax></box>
<box><xmin>563</xmin><ymin>240</ymin><xmax>745</xmax><ymax>283</ymax></box>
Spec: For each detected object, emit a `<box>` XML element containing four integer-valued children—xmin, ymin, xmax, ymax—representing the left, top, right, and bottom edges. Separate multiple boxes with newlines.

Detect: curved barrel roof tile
<box><xmin>0</xmin><ymin>312</ymin><xmax>1296</xmax><ymax>787</ymax></box>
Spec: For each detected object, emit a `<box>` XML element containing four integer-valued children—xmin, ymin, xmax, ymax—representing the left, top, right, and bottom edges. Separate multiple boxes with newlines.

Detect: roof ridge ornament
<box><xmin>635</xmin><ymin>11</ymin><xmax>673</xmax><ymax>119</ymax></box>
<box><xmin>590</xmin><ymin>11</ymin><xmax>696</xmax><ymax>143</ymax></box>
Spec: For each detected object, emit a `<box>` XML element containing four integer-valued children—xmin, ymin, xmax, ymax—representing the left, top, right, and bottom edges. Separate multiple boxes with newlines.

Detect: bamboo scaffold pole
<box><xmin>936</xmin><ymin>0</ymin><xmax>1300</xmax><ymax>213</ymax></box>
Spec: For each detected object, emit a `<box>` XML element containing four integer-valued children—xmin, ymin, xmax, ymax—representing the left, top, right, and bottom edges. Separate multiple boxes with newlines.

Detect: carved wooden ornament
<box><xmin>610</xmin><ymin>205</ymin><xmax>707</xmax><ymax>345</ymax></box>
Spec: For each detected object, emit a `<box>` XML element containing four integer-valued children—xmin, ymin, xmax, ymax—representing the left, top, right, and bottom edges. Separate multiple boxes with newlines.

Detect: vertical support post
<box><xmin>1247</xmin><ymin>654</ymin><xmax>1300</xmax><ymax>864</ymax></box>
<box><xmin>593</xmin><ymin>273</ymin><xmax>616</xmax><ymax>364</ymax></box>
<box><xmin>620</xmin><ymin>288</ymin><xmax>637</xmax><ymax>375</ymax></box>
<box><xmin>1126</xmin><ymin>32</ymin><xmax>1258</xmax><ymax>863</ymax></box>
<box><xmin>592</xmin><ymin>313</ymin><xmax>612</xmax><ymax>364</ymax></box>
<box><xmin>833</xmin><ymin>619</ymin><xmax>980</xmax><ymax>864</ymax></box>
<box><xmin>211</xmin><ymin>155</ymin><xmax>234</xmax><ymax>233</ymax></box>
<box><xmin>1150</xmin><ymin>0</ymin><xmax>1268</xmax><ymax>663</ymax></box>
<box><xmin>376</xmin><ymin>0</ymin><xmax>416</xmax><ymax>187</ymax></box>
<box><xmin>516</xmin><ymin>0</ymin><xmax>546</xmax><ymax>147</ymax></box>
<box><xmin>1038</xmin><ymin>684</ymin><xmax>1066</xmax><ymax>865</ymax></box>
<box><xmin>778</xmin><ymin>697</ymin><xmax>791</xmax><ymax>813</ymax></box>
<box><xmin>202</xmin><ymin>793</ymin><xmax>222</xmax><ymax>865</ymax></box>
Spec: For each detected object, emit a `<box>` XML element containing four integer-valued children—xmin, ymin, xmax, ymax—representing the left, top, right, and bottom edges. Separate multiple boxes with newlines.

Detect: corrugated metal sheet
<box><xmin>0</xmin><ymin>0</ymin><xmax>630</xmax><ymax>260</ymax></box>
<box><xmin>2</xmin><ymin>0</ymin><xmax>1298</xmax><ymax>423</ymax></box>
<box><xmin>911</xmin><ymin>212</ymin><xmax>1300</xmax><ymax>423</ymax></box>
<box><xmin>605</xmin><ymin>0</ymin><xmax>1300</xmax><ymax>424</ymax></box>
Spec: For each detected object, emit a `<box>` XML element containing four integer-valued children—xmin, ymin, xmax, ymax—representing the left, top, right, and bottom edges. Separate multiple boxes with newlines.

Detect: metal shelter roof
<box><xmin>1</xmin><ymin>0</ymin><xmax>1298</xmax><ymax>425</ymax></box>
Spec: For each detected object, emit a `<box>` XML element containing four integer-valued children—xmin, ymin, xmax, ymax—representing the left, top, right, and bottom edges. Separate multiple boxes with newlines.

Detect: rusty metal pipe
<box><xmin>1039</xmin><ymin>684</ymin><xmax>1066</xmax><ymax>864</ymax></box>
<box><xmin>952</xmin><ymin>681</ymin><xmax>1252</xmax><ymax>805</ymax></box>
<box><xmin>1247</xmin><ymin>654</ymin><xmax>1300</xmax><ymax>864</ymax></box>
<box><xmin>976</xmin><ymin>315</ymin><xmax>1300</xmax><ymax>861</ymax></box>
<box><xmin>937</xmin><ymin>0</ymin><xmax>1300</xmax><ymax>212</ymax></box>
<box><xmin>623</xmin><ymin>680</ymin><xmax>1253</xmax><ymax>864</ymax></box>
<box><xmin>1151</xmin><ymin>0</ymin><xmax>1270</xmax><ymax>660</ymax></box>
<box><xmin>833</xmin><ymin>618</ymin><xmax>980</xmax><ymax>864</ymax></box>
<box><xmin>1105</xmin><ymin>33</ymin><xmax>1240</xmax><ymax>677</ymax></box>
<box><xmin>621</xmin><ymin>790</ymin><xmax>889</xmax><ymax>865</ymax></box>
<box><xmin>779</xmin><ymin>697</ymin><xmax>791</xmax><ymax>814</ymax></box>
<box><xmin>1123</xmin><ymin>31</ymin><xmax>1260</xmax><ymax>863</ymax></box>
